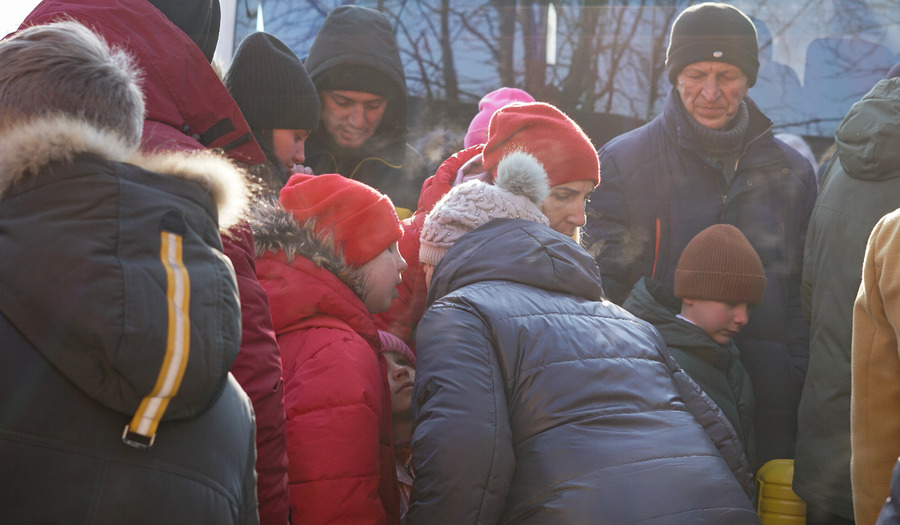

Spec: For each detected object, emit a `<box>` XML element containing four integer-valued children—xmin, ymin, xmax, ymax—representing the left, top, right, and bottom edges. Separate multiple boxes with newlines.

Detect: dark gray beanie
<box><xmin>147</xmin><ymin>0</ymin><xmax>220</xmax><ymax>63</ymax></box>
<box><xmin>226</xmin><ymin>33</ymin><xmax>320</xmax><ymax>131</ymax></box>
<box><xmin>666</xmin><ymin>2</ymin><xmax>759</xmax><ymax>87</ymax></box>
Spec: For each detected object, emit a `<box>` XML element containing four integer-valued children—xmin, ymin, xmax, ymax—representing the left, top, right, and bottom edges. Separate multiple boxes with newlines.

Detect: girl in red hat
<box><xmin>250</xmin><ymin>174</ymin><xmax>407</xmax><ymax>524</ymax></box>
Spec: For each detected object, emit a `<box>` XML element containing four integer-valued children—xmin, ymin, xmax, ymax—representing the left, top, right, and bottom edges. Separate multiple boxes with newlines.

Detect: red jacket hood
<box><xmin>257</xmin><ymin>252</ymin><xmax>379</xmax><ymax>347</ymax></box>
<box><xmin>21</xmin><ymin>0</ymin><xmax>265</xmax><ymax>164</ymax></box>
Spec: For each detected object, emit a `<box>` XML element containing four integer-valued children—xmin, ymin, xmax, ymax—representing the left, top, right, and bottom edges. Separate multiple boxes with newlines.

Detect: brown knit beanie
<box><xmin>674</xmin><ymin>224</ymin><xmax>766</xmax><ymax>306</ymax></box>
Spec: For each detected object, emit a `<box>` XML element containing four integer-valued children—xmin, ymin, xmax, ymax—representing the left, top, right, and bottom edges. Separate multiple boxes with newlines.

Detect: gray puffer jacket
<box><xmin>0</xmin><ymin>117</ymin><xmax>258</xmax><ymax>524</ymax></box>
<box><xmin>409</xmin><ymin>218</ymin><xmax>758</xmax><ymax>525</ymax></box>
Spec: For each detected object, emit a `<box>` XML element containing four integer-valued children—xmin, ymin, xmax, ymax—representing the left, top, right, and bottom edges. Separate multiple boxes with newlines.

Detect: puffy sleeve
<box><xmin>408</xmin><ymin>301</ymin><xmax>514</xmax><ymax>525</ymax></box>
<box><xmin>280</xmin><ymin>328</ymin><xmax>387</xmax><ymax>525</ymax></box>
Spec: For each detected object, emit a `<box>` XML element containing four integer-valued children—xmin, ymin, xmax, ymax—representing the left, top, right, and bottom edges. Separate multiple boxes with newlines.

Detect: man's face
<box><xmin>681</xmin><ymin>299</ymin><xmax>750</xmax><ymax>344</ymax></box>
<box><xmin>320</xmin><ymin>90</ymin><xmax>388</xmax><ymax>149</ymax></box>
<box><xmin>676</xmin><ymin>61</ymin><xmax>749</xmax><ymax>130</ymax></box>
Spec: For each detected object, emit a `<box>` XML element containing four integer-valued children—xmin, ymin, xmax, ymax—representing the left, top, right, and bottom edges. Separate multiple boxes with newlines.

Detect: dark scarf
<box><xmin>685</xmin><ymin>101</ymin><xmax>750</xmax><ymax>186</ymax></box>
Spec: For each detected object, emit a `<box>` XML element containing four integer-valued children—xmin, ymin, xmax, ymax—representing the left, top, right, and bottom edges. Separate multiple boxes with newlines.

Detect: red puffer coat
<box><xmin>22</xmin><ymin>2</ymin><xmax>289</xmax><ymax>523</ymax></box>
<box><xmin>374</xmin><ymin>144</ymin><xmax>484</xmax><ymax>345</ymax></box>
<box><xmin>251</xmin><ymin>201</ymin><xmax>400</xmax><ymax>525</ymax></box>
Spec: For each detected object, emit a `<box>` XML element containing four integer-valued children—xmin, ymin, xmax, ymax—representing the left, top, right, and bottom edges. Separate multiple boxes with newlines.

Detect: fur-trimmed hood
<box><xmin>0</xmin><ymin>116</ymin><xmax>250</xmax><ymax>230</ymax></box>
<box><xmin>249</xmin><ymin>197</ymin><xmax>381</xmax><ymax>343</ymax></box>
<box><xmin>249</xmin><ymin>197</ymin><xmax>366</xmax><ymax>298</ymax></box>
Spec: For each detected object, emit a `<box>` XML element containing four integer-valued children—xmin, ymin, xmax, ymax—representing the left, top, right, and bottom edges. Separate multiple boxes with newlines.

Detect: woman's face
<box><xmin>542</xmin><ymin>180</ymin><xmax>595</xmax><ymax>237</ymax></box>
<box><xmin>271</xmin><ymin>129</ymin><xmax>311</xmax><ymax>170</ymax></box>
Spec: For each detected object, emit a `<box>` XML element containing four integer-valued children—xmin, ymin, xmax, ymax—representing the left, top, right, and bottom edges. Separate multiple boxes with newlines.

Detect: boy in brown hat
<box><xmin>624</xmin><ymin>224</ymin><xmax>766</xmax><ymax>469</ymax></box>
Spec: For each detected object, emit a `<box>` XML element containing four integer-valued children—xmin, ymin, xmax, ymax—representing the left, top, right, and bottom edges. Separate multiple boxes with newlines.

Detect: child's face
<box><xmin>360</xmin><ymin>242</ymin><xmax>407</xmax><ymax>314</ymax></box>
<box><xmin>682</xmin><ymin>299</ymin><xmax>750</xmax><ymax>344</ymax></box>
<box><xmin>384</xmin><ymin>351</ymin><xmax>416</xmax><ymax>418</ymax></box>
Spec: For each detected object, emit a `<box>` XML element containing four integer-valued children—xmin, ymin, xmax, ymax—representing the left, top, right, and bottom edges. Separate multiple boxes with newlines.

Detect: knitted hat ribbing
<box><xmin>226</xmin><ymin>32</ymin><xmax>320</xmax><ymax>131</ymax></box>
<box><xmin>666</xmin><ymin>2</ymin><xmax>759</xmax><ymax>87</ymax></box>
<box><xmin>674</xmin><ymin>224</ymin><xmax>766</xmax><ymax>306</ymax></box>
<box><xmin>419</xmin><ymin>151</ymin><xmax>550</xmax><ymax>266</ymax></box>
<box><xmin>279</xmin><ymin>173</ymin><xmax>402</xmax><ymax>267</ymax></box>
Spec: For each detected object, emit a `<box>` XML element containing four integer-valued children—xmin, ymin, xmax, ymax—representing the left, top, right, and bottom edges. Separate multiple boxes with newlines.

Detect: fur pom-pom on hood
<box><xmin>0</xmin><ymin>115</ymin><xmax>250</xmax><ymax>230</ymax></box>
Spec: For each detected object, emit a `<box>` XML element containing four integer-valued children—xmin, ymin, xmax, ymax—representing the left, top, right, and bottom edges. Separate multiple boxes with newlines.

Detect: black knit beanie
<box><xmin>666</xmin><ymin>2</ymin><xmax>759</xmax><ymax>87</ymax></box>
<box><xmin>148</xmin><ymin>0</ymin><xmax>220</xmax><ymax>63</ymax></box>
<box><xmin>674</xmin><ymin>224</ymin><xmax>766</xmax><ymax>306</ymax></box>
<box><xmin>226</xmin><ymin>33</ymin><xmax>320</xmax><ymax>131</ymax></box>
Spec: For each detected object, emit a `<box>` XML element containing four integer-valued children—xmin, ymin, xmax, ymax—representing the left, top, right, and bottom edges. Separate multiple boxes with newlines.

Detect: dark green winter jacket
<box><xmin>624</xmin><ymin>277</ymin><xmax>757</xmax><ymax>469</ymax></box>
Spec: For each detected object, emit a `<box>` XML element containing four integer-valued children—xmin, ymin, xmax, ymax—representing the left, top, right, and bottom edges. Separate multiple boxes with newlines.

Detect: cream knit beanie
<box><xmin>419</xmin><ymin>150</ymin><xmax>549</xmax><ymax>266</ymax></box>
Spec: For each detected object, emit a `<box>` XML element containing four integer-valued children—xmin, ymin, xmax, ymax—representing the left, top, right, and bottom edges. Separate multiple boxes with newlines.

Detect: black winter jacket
<box><xmin>409</xmin><ymin>219</ymin><xmax>758</xmax><ymax>524</ymax></box>
<box><xmin>0</xmin><ymin>117</ymin><xmax>258</xmax><ymax>524</ymax></box>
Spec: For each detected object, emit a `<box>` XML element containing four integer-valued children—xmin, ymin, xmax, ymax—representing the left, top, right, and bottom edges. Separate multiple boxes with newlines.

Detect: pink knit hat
<box><xmin>464</xmin><ymin>87</ymin><xmax>535</xmax><ymax>148</ymax></box>
<box><xmin>378</xmin><ymin>330</ymin><xmax>416</xmax><ymax>367</ymax></box>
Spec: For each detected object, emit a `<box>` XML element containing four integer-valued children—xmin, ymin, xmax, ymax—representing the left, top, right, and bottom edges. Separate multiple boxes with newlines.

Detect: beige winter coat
<box><xmin>852</xmin><ymin>207</ymin><xmax>900</xmax><ymax>525</ymax></box>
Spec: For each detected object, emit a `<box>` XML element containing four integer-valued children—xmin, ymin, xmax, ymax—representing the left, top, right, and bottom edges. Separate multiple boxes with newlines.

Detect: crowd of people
<box><xmin>1</xmin><ymin>0</ymin><xmax>900</xmax><ymax>524</ymax></box>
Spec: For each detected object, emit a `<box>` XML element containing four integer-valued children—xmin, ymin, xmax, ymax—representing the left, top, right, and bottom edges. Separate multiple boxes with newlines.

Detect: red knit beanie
<box><xmin>483</xmin><ymin>102</ymin><xmax>599</xmax><ymax>188</ymax></box>
<box><xmin>279</xmin><ymin>174</ymin><xmax>402</xmax><ymax>267</ymax></box>
<box><xmin>674</xmin><ymin>224</ymin><xmax>766</xmax><ymax>306</ymax></box>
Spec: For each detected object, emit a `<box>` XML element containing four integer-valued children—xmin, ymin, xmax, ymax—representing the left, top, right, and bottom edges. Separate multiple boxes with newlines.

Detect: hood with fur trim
<box><xmin>0</xmin><ymin>116</ymin><xmax>250</xmax><ymax>230</ymax></box>
<box><xmin>0</xmin><ymin>116</ymin><xmax>250</xmax><ymax>436</ymax></box>
<box><xmin>249</xmin><ymin>198</ymin><xmax>366</xmax><ymax>299</ymax></box>
<box><xmin>249</xmin><ymin>198</ymin><xmax>381</xmax><ymax>344</ymax></box>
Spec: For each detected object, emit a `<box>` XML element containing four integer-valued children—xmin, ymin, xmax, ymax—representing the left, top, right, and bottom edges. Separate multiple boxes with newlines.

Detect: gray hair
<box><xmin>0</xmin><ymin>20</ymin><xmax>145</xmax><ymax>147</ymax></box>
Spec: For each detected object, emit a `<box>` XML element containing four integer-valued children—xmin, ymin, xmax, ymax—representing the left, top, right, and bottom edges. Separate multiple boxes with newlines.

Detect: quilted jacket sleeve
<box><xmin>671</xmin><ymin>363</ymin><xmax>755</xmax><ymax>500</ymax></box>
<box><xmin>280</xmin><ymin>328</ymin><xmax>388</xmax><ymax>525</ymax></box>
<box><xmin>408</xmin><ymin>301</ymin><xmax>514</xmax><ymax>525</ymax></box>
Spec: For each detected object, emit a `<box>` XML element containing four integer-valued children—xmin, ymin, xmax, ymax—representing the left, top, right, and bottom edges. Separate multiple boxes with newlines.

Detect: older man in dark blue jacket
<box><xmin>583</xmin><ymin>2</ymin><xmax>817</xmax><ymax>468</ymax></box>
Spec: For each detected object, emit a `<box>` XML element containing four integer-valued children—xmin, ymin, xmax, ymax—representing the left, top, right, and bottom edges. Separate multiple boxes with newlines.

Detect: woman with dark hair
<box><xmin>226</xmin><ymin>32</ymin><xmax>320</xmax><ymax>196</ymax></box>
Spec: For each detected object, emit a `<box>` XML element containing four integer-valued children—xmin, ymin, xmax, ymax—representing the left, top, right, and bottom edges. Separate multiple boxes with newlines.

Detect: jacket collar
<box><xmin>427</xmin><ymin>218</ymin><xmax>605</xmax><ymax>306</ymax></box>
